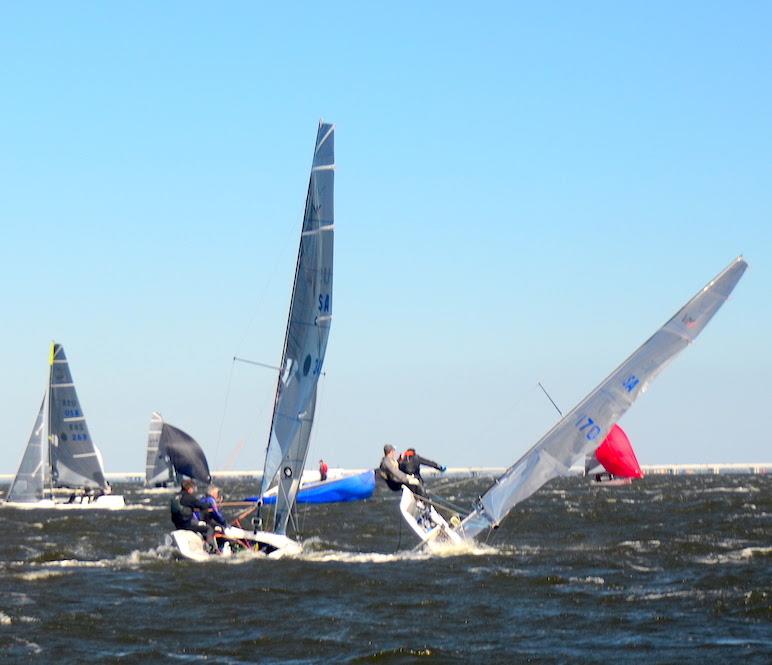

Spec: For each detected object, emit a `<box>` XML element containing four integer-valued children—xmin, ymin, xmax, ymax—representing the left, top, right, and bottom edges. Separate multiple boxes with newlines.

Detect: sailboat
<box><xmin>584</xmin><ymin>424</ymin><xmax>643</xmax><ymax>485</ymax></box>
<box><xmin>145</xmin><ymin>412</ymin><xmax>212</xmax><ymax>489</ymax></box>
<box><xmin>3</xmin><ymin>342</ymin><xmax>125</xmax><ymax>508</ymax></box>
<box><xmin>170</xmin><ymin>120</ymin><xmax>335</xmax><ymax>560</ymax></box>
<box><xmin>400</xmin><ymin>257</ymin><xmax>747</xmax><ymax>550</ymax></box>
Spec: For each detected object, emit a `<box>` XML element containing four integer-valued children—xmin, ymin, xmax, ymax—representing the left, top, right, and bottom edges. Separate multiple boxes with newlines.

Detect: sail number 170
<box><xmin>575</xmin><ymin>415</ymin><xmax>601</xmax><ymax>441</ymax></box>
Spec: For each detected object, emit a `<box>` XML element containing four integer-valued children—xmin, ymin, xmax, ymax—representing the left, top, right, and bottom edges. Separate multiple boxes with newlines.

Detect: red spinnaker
<box><xmin>594</xmin><ymin>425</ymin><xmax>644</xmax><ymax>479</ymax></box>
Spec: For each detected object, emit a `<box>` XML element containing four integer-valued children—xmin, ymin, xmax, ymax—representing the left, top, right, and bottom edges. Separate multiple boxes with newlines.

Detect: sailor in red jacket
<box><xmin>319</xmin><ymin>459</ymin><xmax>329</xmax><ymax>482</ymax></box>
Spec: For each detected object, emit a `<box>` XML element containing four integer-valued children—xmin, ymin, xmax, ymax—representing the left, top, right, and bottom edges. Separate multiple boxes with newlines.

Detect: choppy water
<box><xmin>0</xmin><ymin>475</ymin><xmax>769</xmax><ymax>663</ymax></box>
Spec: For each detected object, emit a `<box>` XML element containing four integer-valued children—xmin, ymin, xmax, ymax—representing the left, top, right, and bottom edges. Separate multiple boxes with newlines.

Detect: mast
<box><xmin>46</xmin><ymin>341</ymin><xmax>55</xmax><ymax>498</ymax></box>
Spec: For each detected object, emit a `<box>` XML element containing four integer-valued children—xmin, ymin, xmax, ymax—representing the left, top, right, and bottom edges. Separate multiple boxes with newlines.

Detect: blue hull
<box><xmin>247</xmin><ymin>470</ymin><xmax>376</xmax><ymax>505</ymax></box>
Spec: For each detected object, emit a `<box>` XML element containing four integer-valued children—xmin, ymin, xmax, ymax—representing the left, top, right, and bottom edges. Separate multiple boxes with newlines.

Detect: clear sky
<box><xmin>1</xmin><ymin>2</ymin><xmax>769</xmax><ymax>474</ymax></box>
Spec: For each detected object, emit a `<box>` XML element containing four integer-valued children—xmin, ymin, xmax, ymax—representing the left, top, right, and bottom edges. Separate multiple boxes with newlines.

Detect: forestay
<box><xmin>459</xmin><ymin>257</ymin><xmax>747</xmax><ymax>540</ymax></box>
<box><xmin>261</xmin><ymin>122</ymin><xmax>335</xmax><ymax>536</ymax></box>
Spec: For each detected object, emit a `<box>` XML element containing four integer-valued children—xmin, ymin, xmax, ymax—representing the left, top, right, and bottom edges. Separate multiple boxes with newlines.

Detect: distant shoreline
<box><xmin>0</xmin><ymin>462</ymin><xmax>768</xmax><ymax>484</ymax></box>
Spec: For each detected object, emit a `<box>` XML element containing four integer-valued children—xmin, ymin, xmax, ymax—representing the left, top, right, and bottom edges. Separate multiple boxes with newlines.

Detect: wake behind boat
<box><xmin>3</xmin><ymin>342</ymin><xmax>125</xmax><ymax>509</ymax></box>
<box><xmin>169</xmin><ymin>121</ymin><xmax>335</xmax><ymax>560</ymax></box>
<box><xmin>400</xmin><ymin>257</ymin><xmax>748</xmax><ymax>551</ymax></box>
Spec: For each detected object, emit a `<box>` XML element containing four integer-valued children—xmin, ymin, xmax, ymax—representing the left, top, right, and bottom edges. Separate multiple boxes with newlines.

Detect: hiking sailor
<box><xmin>170</xmin><ymin>479</ymin><xmax>216</xmax><ymax>549</ymax></box>
<box><xmin>378</xmin><ymin>444</ymin><xmax>424</xmax><ymax>495</ymax></box>
<box><xmin>398</xmin><ymin>448</ymin><xmax>446</xmax><ymax>486</ymax></box>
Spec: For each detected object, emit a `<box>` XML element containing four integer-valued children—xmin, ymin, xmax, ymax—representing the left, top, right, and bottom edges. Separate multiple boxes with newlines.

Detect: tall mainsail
<box><xmin>459</xmin><ymin>257</ymin><xmax>747</xmax><ymax>540</ymax></box>
<box><xmin>261</xmin><ymin>121</ymin><xmax>335</xmax><ymax>536</ymax></box>
<box><xmin>48</xmin><ymin>343</ymin><xmax>107</xmax><ymax>489</ymax></box>
<box><xmin>7</xmin><ymin>395</ymin><xmax>49</xmax><ymax>502</ymax></box>
<box><xmin>145</xmin><ymin>412</ymin><xmax>211</xmax><ymax>486</ymax></box>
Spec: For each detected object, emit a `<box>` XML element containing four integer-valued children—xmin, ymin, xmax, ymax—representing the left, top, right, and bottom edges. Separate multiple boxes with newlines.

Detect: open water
<box><xmin>0</xmin><ymin>474</ymin><xmax>769</xmax><ymax>663</ymax></box>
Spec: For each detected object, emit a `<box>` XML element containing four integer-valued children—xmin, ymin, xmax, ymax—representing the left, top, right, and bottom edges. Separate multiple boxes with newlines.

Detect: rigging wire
<box><xmin>213</xmin><ymin>357</ymin><xmax>237</xmax><ymax>471</ymax></box>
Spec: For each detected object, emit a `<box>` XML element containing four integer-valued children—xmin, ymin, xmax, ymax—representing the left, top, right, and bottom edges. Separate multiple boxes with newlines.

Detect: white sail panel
<box><xmin>261</xmin><ymin>122</ymin><xmax>334</xmax><ymax>536</ymax></box>
<box><xmin>7</xmin><ymin>395</ymin><xmax>49</xmax><ymax>502</ymax></box>
<box><xmin>459</xmin><ymin>257</ymin><xmax>747</xmax><ymax>539</ymax></box>
<box><xmin>48</xmin><ymin>343</ymin><xmax>107</xmax><ymax>489</ymax></box>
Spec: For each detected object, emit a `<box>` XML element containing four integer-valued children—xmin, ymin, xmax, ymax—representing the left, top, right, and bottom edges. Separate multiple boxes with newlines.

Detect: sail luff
<box><xmin>260</xmin><ymin>205</ymin><xmax>308</xmax><ymax>498</ymax></box>
<box><xmin>458</xmin><ymin>257</ymin><xmax>747</xmax><ymax>540</ymax></box>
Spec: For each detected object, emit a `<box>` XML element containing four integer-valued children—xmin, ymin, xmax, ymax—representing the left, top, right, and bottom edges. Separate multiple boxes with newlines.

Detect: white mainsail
<box><xmin>145</xmin><ymin>412</ymin><xmax>171</xmax><ymax>486</ymax></box>
<box><xmin>260</xmin><ymin>121</ymin><xmax>334</xmax><ymax>536</ymax></box>
<box><xmin>458</xmin><ymin>257</ymin><xmax>747</xmax><ymax>540</ymax></box>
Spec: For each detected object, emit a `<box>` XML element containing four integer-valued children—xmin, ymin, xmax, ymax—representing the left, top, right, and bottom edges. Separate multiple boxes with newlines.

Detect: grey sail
<box><xmin>7</xmin><ymin>395</ymin><xmax>49</xmax><ymax>502</ymax></box>
<box><xmin>145</xmin><ymin>411</ymin><xmax>171</xmax><ymax>486</ymax></box>
<box><xmin>49</xmin><ymin>343</ymin><xmax>107</xmax><ymax>489</ymax></box>
<box><xmin>162</xmin><ymin>423</ymin><xmax>211</xmax><ymax>484</ymax></box>
<box><xmin>146</xmin><ymin>412</ymin><xmax>211</xmax><ymax>486</ymax></box>
<box><xmin>261</xmin><ymin>121</ymin><xmax>334</xmax><ymax>536</ymax></box>
<box><xmin>459</xmin><ymin>257</ymin><xmax>747</xmax><ymax>540</ymax></box>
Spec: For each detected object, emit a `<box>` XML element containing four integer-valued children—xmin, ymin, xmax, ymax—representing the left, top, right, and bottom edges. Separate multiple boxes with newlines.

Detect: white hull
<box><xmin>399</xmin><ymin>487</ymin><xmax>464</xmax><ymax>551</ymax></box>
<box><xmin>2</xmin><ymin>494</ymin><xmax>126</xmax><ymax>509</ymax></box>
<box><xmin>590</xmin><ymin>478</ymin><xmax>633</xmax><ymax>487</ymax></box>
<box><xmin>169</xmin><ymin>526</ymin><xmax>302</xmax><ymax>561</ymax></box>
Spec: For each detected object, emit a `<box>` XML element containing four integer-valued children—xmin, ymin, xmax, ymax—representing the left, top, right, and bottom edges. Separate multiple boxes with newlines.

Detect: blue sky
<box><xmin>1</xmin><ymin>3</ymin><xmax>769</xmax><ymax>474</ymax></box>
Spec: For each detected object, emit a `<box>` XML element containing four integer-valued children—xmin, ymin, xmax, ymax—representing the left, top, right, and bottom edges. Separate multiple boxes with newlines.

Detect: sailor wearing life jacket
<box><xmin>378</xmin><ymin>444</ymin><xmax>423</xmax><ymax>494</ymax></box>
<box><xmin>170</xmin><ymin>479</ymin><xmax>209</xmax><ymax>536</ymax></box>
<box><xmin>398</xmin><ymin>448</ymin><xmax>446</xmax><ymax>484</ymax></box>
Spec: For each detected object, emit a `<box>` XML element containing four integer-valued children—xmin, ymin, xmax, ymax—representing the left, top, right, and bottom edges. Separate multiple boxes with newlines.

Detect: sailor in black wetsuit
<box><xmin>398</xmin><ymin>448</ymin><xmax>446</xmax><ymax>492</ymax></box>
<box><xmin>170</xmin><ymin>479</ymin><xmax>210</xmax><ymax>540</ymax></box>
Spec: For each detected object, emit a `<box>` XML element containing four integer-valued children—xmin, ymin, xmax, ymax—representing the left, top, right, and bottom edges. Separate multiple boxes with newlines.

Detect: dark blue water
<box><xmin>1</xmin><ymin>475</ymin><xmax>769</xmax><ymax>663</ymax></box>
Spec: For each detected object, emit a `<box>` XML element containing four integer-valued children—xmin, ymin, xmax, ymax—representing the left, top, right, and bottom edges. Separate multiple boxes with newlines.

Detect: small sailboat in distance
<box><xmin>400</xmin><ymin>257</ymin><xmax>747</xmax><ymax>549</ymax></box>
<box><xmin>3</xmin><ymin>342</ymin><xmax>125</xmax><ymax>508</ymax></box>
<box><xmin>145</xmin><ymin>412</ymin><xmax>212</xmax><ymax>488</ymax></box>
<box><xmin>170</xmin><ymin>121</ymin><xmax>335</xmax><ymax>560</ymax></box>
<box><xmin>585</xmin><ymin>424</ymin><xmax>643</xmax><ymax>485</ymax></box>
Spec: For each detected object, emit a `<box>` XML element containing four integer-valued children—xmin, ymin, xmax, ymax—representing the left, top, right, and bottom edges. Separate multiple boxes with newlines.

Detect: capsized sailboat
<box><xmin>246</xmin><ymin>469</ymin><xmax>376</xmax><ymax>505</ymax></box>
<box><xmin>171</xmin><ymin>121</ymin><xmax>334</xmax><ymax>560</ymax></box>
<box><xmin>145</xmin><ymin>412</ymin><xmax>212</xmax><ymax>488</ymax></box>
<box><xmin>3</xmin><ymin>342</ymin><xmax>125</xmax><ymax>508</ymax></box>
<box><xmin>400</xmin><ymin>257</ymin><xmax>747</xmax><ymax>549</ymax></box>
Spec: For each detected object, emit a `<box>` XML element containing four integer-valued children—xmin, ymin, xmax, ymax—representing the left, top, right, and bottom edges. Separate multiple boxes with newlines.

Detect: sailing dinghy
<box><xmin>170</xmin><ymin>121</ymin><xmax>335</xmax><ymax>560</ymax></box>
<box><xmin>400</xmin><ymin>257</ymin><xmax>747</xmax><ymax>550</ymax></box>
<box><xmin>145</xmin><ymin>412</ymin><xmax>212</xmax><ymax>489</ymax></box>
<box><xmin>3</xmin><ymin>342</ymin><xmax>125</xmax><ymax>509</ymax></box>
<box><xmin>584</xmin><ymin>424</ymin><xmax>643</xmax><ymax>485</ymax></box>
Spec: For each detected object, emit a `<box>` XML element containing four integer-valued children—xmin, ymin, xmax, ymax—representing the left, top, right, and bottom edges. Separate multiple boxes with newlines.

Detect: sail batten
<box><xmin>458</xmin><ymin>257</ymin><xmax>747</xmax><ymax>540</ymax></box>
<box><xmin>260</xmin><ymin>122</ymin><xmax>335</xmax><ymax>537</ymax></box>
